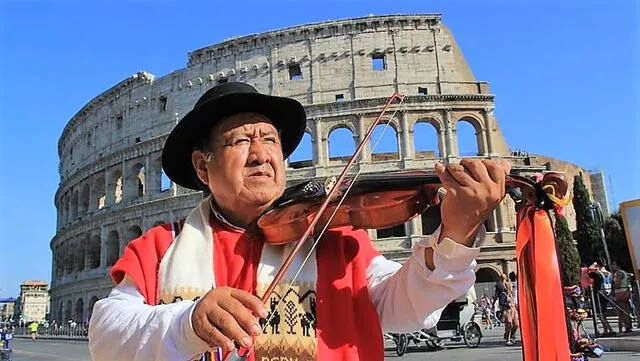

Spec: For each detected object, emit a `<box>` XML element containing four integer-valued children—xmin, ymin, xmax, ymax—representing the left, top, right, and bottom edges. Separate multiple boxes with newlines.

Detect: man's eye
<box><xmin>234</xmin><ymin>138</ymin><xmax>250</xmax><ymax>145</ymax></box>
<box><xmin>264</xmin><ymin>137</ymin><xmax>277</xmax><ymax>144</ymax></box>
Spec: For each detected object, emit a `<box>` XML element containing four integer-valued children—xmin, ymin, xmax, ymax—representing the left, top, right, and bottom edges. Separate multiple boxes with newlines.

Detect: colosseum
<box><xmin>50</xmin><ymin>14</ymin><xmax>592</xmax><ymax>324</ymax></box>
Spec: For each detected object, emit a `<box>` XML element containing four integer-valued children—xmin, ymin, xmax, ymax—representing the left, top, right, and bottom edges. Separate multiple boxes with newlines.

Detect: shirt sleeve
<box><xmin>366</xmin><ymin>225</ymin><xmax>483</xmax><ymax>333</ymax></box>
<box><xmin>88</xmin><ymin>274</ymin><xmax>212</xmax><ymax>361</ymax></box>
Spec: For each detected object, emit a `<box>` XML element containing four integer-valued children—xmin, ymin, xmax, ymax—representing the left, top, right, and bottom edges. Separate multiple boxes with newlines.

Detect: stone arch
<box><xmin>106</xmin><ymin>230</ymin><xmax>120</xmax><ymax>266</ymax></box>
<box><xmin>88</xmin><ymin>234</ymin><xmax>101</xmax><ymax>269</ymax></box>
<box><xmin>64</xmin><ymin>299</ymin><xmax>72</xmax><ymax>322</ymax></box>
<box><xmin>63</xmin><ymin>243</ymin><xmax>74</xmax><ymax>275</ymax></box>
<box><xmin>413</xmin><ymin>119</ymin><xmax>442</xmax><ymax>158</ymax></box>
<box><xmin>128</xmin><ymin>163</ymin><xmax>145</xmax><ymax>199</ymax></box>
<box><xmin>55</xmin><ymin>246</ymin><xmax>64</xmax><ymax>279</ymax></box>
<box><xmin>75</xmin><ymin>298</ymin><xmax>84</xmax><ymax>323</ymax></box>
<box><xmin>74</xmin><ymin>239</ymin><xmax>86</xmax><ymax>273</ymax></box>
<box><xmin>370</xmin><ymin>123</ymin><xmax>400</xmax><ymax>161</ymax></box>
<box><xmin>324</xmin><ymin>121</ymin><xmax>357</xmax><ymax>140</ymax></box>
<box><xmin>88</xmin><ymin>295</ymin><xmax>99</xmax><ymax>321</ymax></box>
<box><xmin>288</xmin><ymin>131</ymin><xmax>313</xmax><ymax>168</ymax></box>
<box><xmin>80</xmin><ymin>183</ymin><xmax>90</xmax><ymax>215</ymax></box>
<box><xmin>327</xmin><ymin>126</ymin><xmax>356</xmax><ymax>161</ymax></box>
<box><xmin>95</xmin><ymin>174</ymin><xmax>106</xmax><ymax>209</ymax></box>
<box><xmin>455</xmin><ymin>115</ymin><xmax>484</xmax><ymax>156</ymax></box>
<box><xmin>137</xmin><ymin>166</ymin><xmax>145</xmax><ymax>197</ymax></box>
<box><xmin>161</xmin><ymin>169</ymin><xmax>172</xmax><ymax>192</ymax></box>
<box><xmin>56</xmin><ymin>301</ymin><xmax>63</xmax><ymax>323</ymax></box>
<box><xmin>70</xmin><ymin>191</ymin><xmax>79</xmax><ymax>220</ymax></box>
<box><xmin>474</xmin><ymin>266</ymin><xmax>502</xmax><ymax>299</ymax></box>
<box><xmin>63</xmin><ymin>193</ymin><xmax>70</xmax><ymax>224</ymax></box>
<box><xmin>125</xmin><ymin>225</ymin><xmax>142</xmax><ymax>246</ymax></box>
<box><xmin>111</xmin><ymin>169</ymin><xmax>123</xmax><ymax>204</ymax></box>
<box><xmin>92</xmin><ymin>173</ymin><xmax>107</xmax><ymax>209</ymax></box>
<box><xmin>476</xmin><ymin>266</ymin><xmax>501</xmax><ymax>283</ymax></box>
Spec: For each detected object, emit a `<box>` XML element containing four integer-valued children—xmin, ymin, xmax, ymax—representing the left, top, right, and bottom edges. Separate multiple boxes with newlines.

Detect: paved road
<box><xmin>5</xmin><ymin>334</ymin><xmax>639</xmax><ymax>361</ymax></box>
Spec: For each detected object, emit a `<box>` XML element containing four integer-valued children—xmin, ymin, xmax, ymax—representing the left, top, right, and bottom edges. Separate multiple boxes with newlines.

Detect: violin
<box><xmin>225</xmin><ymin>92</ymin><xmax>572</xmax><ymax>361</ymax></box>
<box><xmin>257</xmin><ymin>170</ymin><xmax>566</xmax><ymax>246</ymax></box>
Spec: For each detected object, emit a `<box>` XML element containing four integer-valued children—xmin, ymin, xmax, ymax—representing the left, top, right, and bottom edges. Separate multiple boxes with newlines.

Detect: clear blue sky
<box><xmin>0</xmin><ymin>0</ymin><xmax>637</xmax><ymax>298</ymax></box>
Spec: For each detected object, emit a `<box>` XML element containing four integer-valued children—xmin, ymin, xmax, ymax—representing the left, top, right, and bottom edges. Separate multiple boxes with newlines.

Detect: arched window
<box><xmin>456</xmin><ymin>119</ymin><xmax>480</xmax><ymax>156</ymax></box>
<box><xmin>414</xmin><ymin>121</ymin><xmax>440</xmax><ymax>158</ymax></box>
<box><xmin>106</xmin><ymin>231</ymin><xmax>120</xmax><ymax>266</ymax></box>
<box><xmin>288</xmin><ymin>132</ymin><xmax>313</xmax><ymax>169</ymax></box>
<box><xmin>75</xmin><ymin>298</ymin><xmax>84</xmax><ymax>323</ymax></box>
<box><xmin>112</xmin><ymin>170</ymin><xmax>123</xmax><ymax>203</ymax></box>
<box><xmin>74</xmin><ymin>240</ymin><xmax>85</xmax><ymax>273</ymax></box>
<box><xmin>370</xmin><ymin>124</ymin><xmax>399</xmax><ymax>161</ymax></box>
<box><xmin>161</xmin><ymin>170</ymin><xmax>171</xmax><ymax>192</ymax></box>
<box><xmin>327</xmin><ymin>127</ymin><xmax>355</xmax><ymax>161</ymax></box>
<box><xmin>88</xmin><ymin>235</ymin><xmax>101</xmax><ymax>269</ymax></box>
<box><xmin>125</xmin><ymin>225</ymin><xmax>142</xmax><ymax>246</ymax></box>
<box><xmin>95</xmin><ymin>175</ymin><xmax>106</xmax><ymax>209</ymax></box>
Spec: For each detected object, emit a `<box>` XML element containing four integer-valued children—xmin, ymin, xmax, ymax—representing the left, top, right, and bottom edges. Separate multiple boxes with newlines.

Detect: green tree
<box><xmin>555</xmin><ymin>215</ymin><xmax>581</xmax><ymax>286</ymax></box>
<box><xmin>572</xmin><ymin>174</ymin><xmax>603</xmax><ymax>265</ymax></box>
<box><xmin>604</xmin><ymin>212</ymin><xmax>633</xmax><ymax>271</ymax></box>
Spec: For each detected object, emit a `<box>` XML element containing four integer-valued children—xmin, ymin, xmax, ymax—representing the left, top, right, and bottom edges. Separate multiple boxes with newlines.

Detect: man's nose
<box><xmin>247</xmin><ymin>139</ymin><xmax>271</xmax><ymax>165</ymax></box>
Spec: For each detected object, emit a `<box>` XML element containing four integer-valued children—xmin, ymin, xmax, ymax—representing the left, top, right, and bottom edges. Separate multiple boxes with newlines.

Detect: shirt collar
<box><xmin>208</xmin><ymin>197</ymin><xmax>245</xmax><ymax>231</ymax></box>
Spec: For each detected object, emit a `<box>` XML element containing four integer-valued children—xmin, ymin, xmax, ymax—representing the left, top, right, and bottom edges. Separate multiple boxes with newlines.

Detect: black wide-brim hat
<box><xmin>162</xmin><ymin>82</ymin><xmax>307</xmax><ymax>190</ymax></box>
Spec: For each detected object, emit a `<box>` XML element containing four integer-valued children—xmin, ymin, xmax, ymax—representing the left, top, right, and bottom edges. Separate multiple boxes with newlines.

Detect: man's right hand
<box><xmin>191</xmin><ymin>287</ymin><xmax>268</xmax><ymax>352</ymax></box>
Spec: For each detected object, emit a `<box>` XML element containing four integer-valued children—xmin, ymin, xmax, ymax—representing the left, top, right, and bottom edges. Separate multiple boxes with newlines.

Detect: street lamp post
<box><xmin>588</xmin><ymin>203</ymin><xmax>611</xmax><ymax>267</ymax></box>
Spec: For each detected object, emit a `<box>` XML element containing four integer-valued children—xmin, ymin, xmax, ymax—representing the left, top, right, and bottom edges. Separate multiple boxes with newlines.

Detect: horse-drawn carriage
<box><xmin>385</xmin><ymin>288</ymin><xmax>482</xmax><ymax>356</ymax></box>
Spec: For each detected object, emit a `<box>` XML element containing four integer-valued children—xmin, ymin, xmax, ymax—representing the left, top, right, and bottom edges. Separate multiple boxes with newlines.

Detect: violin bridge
<box><xmin>324</xmin><ymin>176</ymin><xmax>337</xmax><ymax>194</ymax></box>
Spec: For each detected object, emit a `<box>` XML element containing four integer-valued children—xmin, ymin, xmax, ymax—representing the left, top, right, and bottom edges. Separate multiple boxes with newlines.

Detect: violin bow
<box><xmin>226</xmin><ymin>92</ymin><xmax>576</xmax><ymax>361</ymax></box>
<box><xmin>226</xmin><ymin>92</ymin><xmax>405</xmax><ymax>360</ymax></box>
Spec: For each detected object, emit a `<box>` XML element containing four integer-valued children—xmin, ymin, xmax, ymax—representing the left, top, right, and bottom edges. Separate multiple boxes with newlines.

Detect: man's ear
<box><xmin>191</xmin><ymin>151</ymin><xmax>209</xmax><ymax>186</ymax></box>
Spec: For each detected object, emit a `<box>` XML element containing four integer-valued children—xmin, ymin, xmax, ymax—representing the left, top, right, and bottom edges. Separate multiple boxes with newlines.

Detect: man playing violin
<box><xmin>88</xmin><ymin>82</ymin><xmax>511</xmax><ymax>361</ymax></box>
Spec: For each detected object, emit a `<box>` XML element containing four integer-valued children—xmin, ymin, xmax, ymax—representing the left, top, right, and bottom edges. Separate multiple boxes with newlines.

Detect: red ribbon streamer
<box><xmin>516</xmin><ymin>206</ymin><xmax>571</xmax><ymax>361</ymax></box>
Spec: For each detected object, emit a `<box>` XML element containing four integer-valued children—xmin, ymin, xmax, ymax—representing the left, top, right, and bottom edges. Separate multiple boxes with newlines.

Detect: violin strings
<box><xmin>259</xmin><ymin>96</ymin><xmax>405</xmax><ymax>332</ymax></box>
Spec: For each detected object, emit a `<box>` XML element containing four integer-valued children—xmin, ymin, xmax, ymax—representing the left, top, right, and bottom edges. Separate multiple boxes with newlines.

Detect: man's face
<box><xmin>201</xmin><ymin>112</ymin><xmax>286</xmax><ymax>211</ymax></box>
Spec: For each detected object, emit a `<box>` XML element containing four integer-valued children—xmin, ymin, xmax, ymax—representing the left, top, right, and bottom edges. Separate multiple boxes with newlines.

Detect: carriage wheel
<box><xmin>396</xmin><ymin>334</ymin><xmax>408</xmax><ymax>356</ymax></box>
<box><xmin>463</xmin><ymin>322</ymin><xmax>482</xmax><ymax>348</ymax></box>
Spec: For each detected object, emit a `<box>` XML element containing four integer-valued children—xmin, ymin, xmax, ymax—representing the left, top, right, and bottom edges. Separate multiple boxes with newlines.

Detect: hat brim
<box><xmin>162</xmin><ymin>92</ymin><xmax>307</xmax><ymax>190</ymax></box>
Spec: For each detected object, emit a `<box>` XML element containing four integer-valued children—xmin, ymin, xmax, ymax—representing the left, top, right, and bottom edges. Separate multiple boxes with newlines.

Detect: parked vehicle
<box><xmin>385</xmin><ymin>288</ymin><xmax>482</xmax><ymax>356</ymax></box>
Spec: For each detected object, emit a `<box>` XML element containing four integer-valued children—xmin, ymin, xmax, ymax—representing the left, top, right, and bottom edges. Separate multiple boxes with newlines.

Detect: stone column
<box><xmin>496</xmin><ymin>201</ymin><xmax>508</xmax><ymax>233</ymax></box>
<box><xmin>88</xmin><ymin>176</ymin><xmax>97</xmax><ymax>212</ymax></box>
<box><xmin>119</xmin><ymin>223</ymin><xmax>126</xmax><ymax>257</ymax></box>
<box><xmin>480</xmin><ymin>127</ymin><xmax>489</xmax><ymax>156</ymax></box>
<box><xmin>400</xmin><ymin>112</ymin><xmax>414</xmax><ymax>160</ymax></box>
<box><xmin>144</xmin><ymin>155</ymin><xmax>150</xmax><ymax>200</ymax></box>
<box><xmin>314</xmin><ymin>119</ymin><xmax>328</xmax><ymax>165</ymax></box>
<box><xmin>84</xmin><ymin>236</ymin><xmax>90</xmax><ymax>271</ymax></box>
<box><xmin>121</xmin><ymin>160</ymin><xmax>128</xmax><ymax>201</ymax></box>
<box><xmin>104</xmin><ymin>170</ymin><xmax>113</xmax><ymax>207</ymax></box>
<box><xmin>443</xmin><ymin>109</ymin><xmax>456</xmax><ymax>159</ymax></box>
<box><xmin>482</xmin><ymin>107</ymin><xmax>495</xmax><ymax>155</ymax></box>
<box><xmin>437</xmin><ymin>129</ymin><xmax>446</xmax><ymax>158</ymax></box>
<box><xmin>357</xmin><ymin>115</ymin><xmax>371</xmax><ymax>163</ymax></box>
<box><xmin>99</xmin><ymin>226</ymin><xmax>107</xmax><ymax>269</ymax></box>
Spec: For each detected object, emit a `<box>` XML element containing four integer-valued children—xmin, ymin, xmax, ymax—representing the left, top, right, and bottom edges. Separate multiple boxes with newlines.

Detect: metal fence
<box><xmin>13</xmin><ymin>324</ymin><xmax>88</xmax><ymax>338</ymax></box>
<box><xmin>587</xmin><ymin>281</ymin><xmax>640</xmax><ymax>336</ymax></box>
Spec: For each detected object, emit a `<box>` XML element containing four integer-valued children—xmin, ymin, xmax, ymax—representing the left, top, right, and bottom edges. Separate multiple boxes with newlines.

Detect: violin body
<box><xmin>256</xmin><ymin>170</ymin><xmax>568</xmax><ymax>246</ymax></box>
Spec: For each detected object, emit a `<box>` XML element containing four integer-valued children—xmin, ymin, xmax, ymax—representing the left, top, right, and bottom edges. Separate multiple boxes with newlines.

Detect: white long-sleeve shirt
<box><xmin>88</xmin><ymin>227</ymin><xmax>482</xmax><ymax>361</ymax></box>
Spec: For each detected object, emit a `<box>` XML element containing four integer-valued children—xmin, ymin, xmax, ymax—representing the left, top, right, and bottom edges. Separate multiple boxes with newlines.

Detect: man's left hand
<box><xmin>435</xmin><ymin>159</ymin><xmax>511</xmax><ymax>247</ymax></box>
